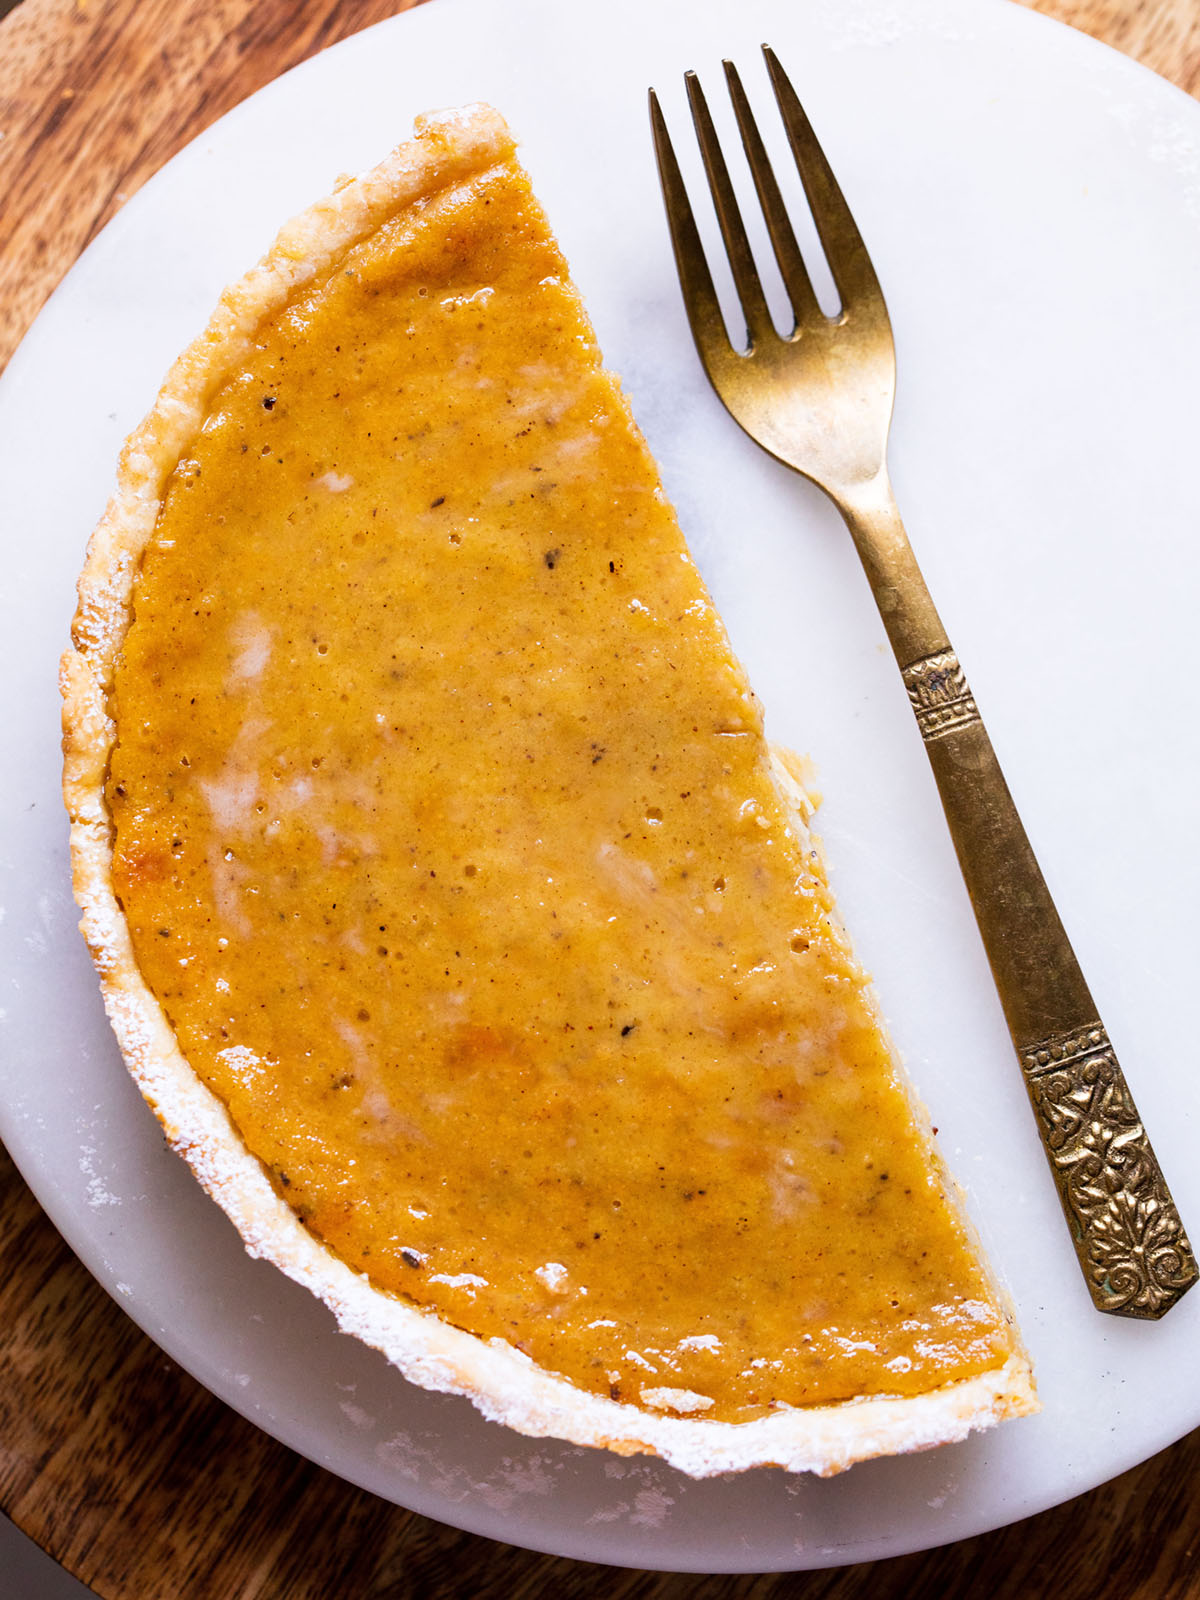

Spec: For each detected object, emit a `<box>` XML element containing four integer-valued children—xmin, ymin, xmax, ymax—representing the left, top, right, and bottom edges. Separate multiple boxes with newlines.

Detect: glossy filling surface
<box><xmin>107</xmin><ymin>149</ymin><xmax>1015</xmax><ymax>1423</ymax></box>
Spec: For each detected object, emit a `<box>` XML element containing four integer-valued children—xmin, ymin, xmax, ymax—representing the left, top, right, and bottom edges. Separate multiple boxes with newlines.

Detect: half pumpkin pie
<box><xmin>61</xmin><ymin>104</ymin><xmax>1036</xmax><ymax>1476</ymax></box>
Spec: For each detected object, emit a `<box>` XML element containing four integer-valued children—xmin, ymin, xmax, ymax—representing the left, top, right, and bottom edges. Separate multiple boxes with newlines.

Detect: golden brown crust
<box><xmin>60</xmin><ymin>104</ymin><xmax>1036</xmax><ymax>1477</ymax></box>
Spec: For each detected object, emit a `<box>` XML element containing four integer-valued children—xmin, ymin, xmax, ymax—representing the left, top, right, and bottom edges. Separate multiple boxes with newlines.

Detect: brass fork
<box><xmin>650</xmin><ymin>47</ymin><xmax>1195</xmax><ymax>1319</ymax></box>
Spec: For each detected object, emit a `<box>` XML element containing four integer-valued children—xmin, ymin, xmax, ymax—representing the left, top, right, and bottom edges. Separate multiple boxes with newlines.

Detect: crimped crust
<box><xmin>60</xmin><ymin>104</ymin><xmax>1036</xmax><ymax>1477</ymax></box>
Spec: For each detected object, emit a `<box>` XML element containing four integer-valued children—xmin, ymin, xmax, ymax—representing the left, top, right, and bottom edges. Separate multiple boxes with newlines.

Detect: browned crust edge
<box><xmin>59</xmin><ymin>104</ymin><xmax>1037</xmax><ymax>1478</ymax></box>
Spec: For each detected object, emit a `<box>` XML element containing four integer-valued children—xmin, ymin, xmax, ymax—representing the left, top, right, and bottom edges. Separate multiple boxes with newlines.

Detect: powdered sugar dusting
<box><xmin>640</xmin><ymin>1386</ymin><xmax>715</xmax><ymax>1415</ymax></box>
<box><xmin>228</xmin><ymin>612</ymin><xmax>273</xmax><ymax>683</ymax></box>
<box><xmin>818</xmin><ymin>0</ymin><xmax>975</xmax><ymax>50</ymax></box>
<box><xmin>371</xmin><ymin>1429</ymin><xmax>571</xmax><ymax>1513</ymax></box>
<box><xmin>79</xmin><ymin>1142</ymin><xmax>119</xmax><ymax>1208</ymax></box>
<box><xmin>340</xmin><ymin>1400</ymin><xmax>376</xmax><ymax>1431</ymax></box>
<box><xmin>586</xmin><ymin>1485</ymin><xmax>676</xmax><ymax>1528</ymax></box>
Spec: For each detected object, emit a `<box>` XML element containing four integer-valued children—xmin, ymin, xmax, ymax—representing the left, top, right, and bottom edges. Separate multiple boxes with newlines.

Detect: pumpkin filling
<box><xmin>105</xmin><ymin>145</ymin><xmax>1017</xmax><ymax>1424</ymax></box>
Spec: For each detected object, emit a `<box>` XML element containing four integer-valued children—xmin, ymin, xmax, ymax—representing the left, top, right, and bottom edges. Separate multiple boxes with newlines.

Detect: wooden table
<box><xmin>2</xmin><ymin>1</ymin><xmax>1198</xmax><ymax>1593</ymax></box>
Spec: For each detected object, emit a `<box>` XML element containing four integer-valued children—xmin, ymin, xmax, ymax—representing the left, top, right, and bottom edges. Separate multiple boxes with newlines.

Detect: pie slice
<box><xmin>61</xmin><ymin>104</ymin><xmax>1036</xmax><ymax>1476</ymax></box>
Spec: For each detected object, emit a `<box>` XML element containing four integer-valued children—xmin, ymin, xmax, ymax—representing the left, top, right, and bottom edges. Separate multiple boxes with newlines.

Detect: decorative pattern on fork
<box><xmin>649</xmin><ymin>46</ymin><xmax>1195</xmax><ymax>1319</ymax></box>
<box><xmin>901</xmin><ymin>650</ymin><xmax>980</xmax><ymax>742</ymax></box>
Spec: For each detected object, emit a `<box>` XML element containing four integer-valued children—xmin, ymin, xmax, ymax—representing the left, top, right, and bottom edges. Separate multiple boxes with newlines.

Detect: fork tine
<box><xmin>649</xmin><ymin>89</ymin><xmax>734</xmax><ymax>372</ymax></box>
<box><xmin>722</xmin><ymin>59</ymin><xmax>821</xmax><ymax>333</ymax></box>
<box><xmin>683</xmin><ymin>71</ymin><xmax>775</xmax><ymax>351</ymax></box>
<box><xmin>762</xmin><ymin>44</ymin><xmax>883</xmax><ymax>315</ymax></box>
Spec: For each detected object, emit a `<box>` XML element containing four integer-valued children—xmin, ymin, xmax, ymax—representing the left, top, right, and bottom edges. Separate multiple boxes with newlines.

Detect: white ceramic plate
<box><xmin>2</xmin><ymin>0</ymin><xmax>1198</xmax><ymax>1573</ymax></box>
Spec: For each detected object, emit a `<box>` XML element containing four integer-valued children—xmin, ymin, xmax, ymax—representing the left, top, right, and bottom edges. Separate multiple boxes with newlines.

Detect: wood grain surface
<box><xmin>2</xmin><ymin>1</ymin><xmax>1198</xmax><ymax>1595</ymax></box>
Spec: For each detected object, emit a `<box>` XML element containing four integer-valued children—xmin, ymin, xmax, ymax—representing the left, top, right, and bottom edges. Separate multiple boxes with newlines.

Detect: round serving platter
<box><xmin>1</xmin><ymin>0</ymin><xmax>1198</xmax><ymax>1571</ymax></box>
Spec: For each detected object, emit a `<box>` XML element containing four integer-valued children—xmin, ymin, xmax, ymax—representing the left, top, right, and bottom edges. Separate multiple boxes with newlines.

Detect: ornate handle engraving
<box><xmin>897</xmin><ymin>639</ymin><xmax>1195</xmax><ymax>1319</ymax></box>
<box><xmin>901</xmin><ymin>649</ymin><xmax>980</xmax><ymax>741</ymax></box>
<box><xmin>842</xmin><ymin>480</ymin><xmax>1193</xmax><ymax>1317</ymax></box>
<box><xmin>1021</xmin><ymin>1024</ymin><xmax>1197</xmax><ymax>1317</ymax></box>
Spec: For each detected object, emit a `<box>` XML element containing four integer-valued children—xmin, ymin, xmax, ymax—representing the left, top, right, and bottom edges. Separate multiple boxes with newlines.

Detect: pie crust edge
<box><xmin>59</xmin><ymin>103</ymin><xmax>1037</xmax><ymax>1478</ymax></box>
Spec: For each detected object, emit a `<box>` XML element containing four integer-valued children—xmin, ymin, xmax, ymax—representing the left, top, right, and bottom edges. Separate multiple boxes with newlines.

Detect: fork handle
<box><xmin>840</xmin><ymin>476</ymin><xmax>1196</xmax><ymax>1319</ymax></box>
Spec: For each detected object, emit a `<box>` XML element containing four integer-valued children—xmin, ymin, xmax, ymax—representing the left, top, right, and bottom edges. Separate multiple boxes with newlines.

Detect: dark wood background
<box><xmin>2</xmin><ymin>0</ymin><xmax>1198</xmax><ymax>1594</ymax></box>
